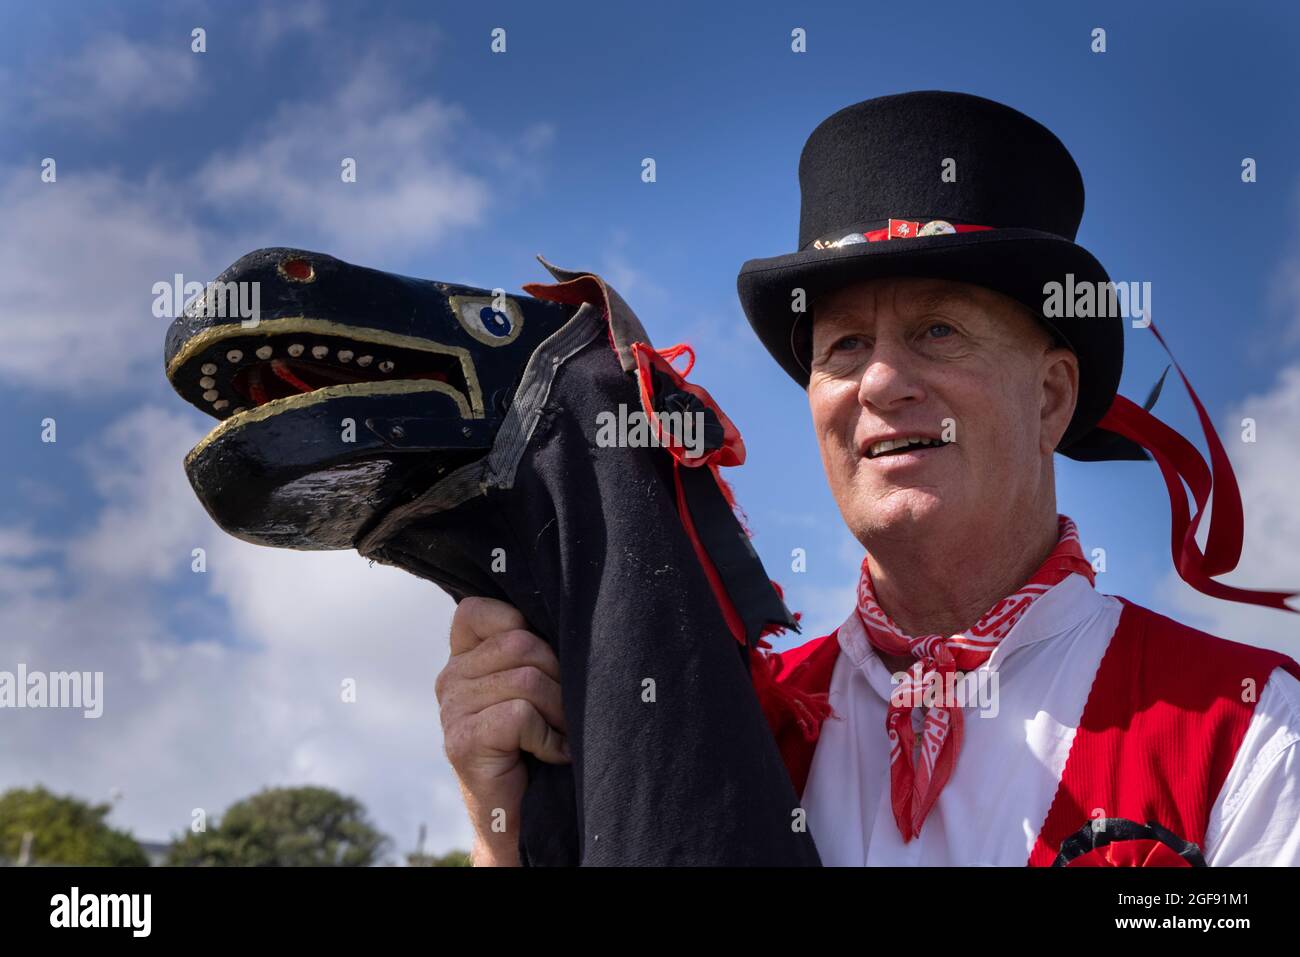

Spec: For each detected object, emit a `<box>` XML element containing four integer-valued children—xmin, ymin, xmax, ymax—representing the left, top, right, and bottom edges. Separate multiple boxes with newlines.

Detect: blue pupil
<box><xmin>478</xmin><ymin>305</ymin><xmax>511</xmax><ymax>337</ymax></box>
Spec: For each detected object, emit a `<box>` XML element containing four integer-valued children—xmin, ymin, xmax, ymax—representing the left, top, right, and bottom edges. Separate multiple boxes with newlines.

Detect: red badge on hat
<box><xmin>888</xmin><ymin>219</ymin><xmax>921</xmax><ymax>239</ymax></box>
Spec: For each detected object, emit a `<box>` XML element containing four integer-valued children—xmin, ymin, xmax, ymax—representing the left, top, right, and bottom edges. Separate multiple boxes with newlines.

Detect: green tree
<box><xmin>166</xmin><ymin>786</ymin><xmax>389</xmax><ymax>866</ymax></box>
<box><xmin>407</xmin><ymin>849</ymin><xmax>471</xmax><ymax>867</ymax></box>
<box><xmin>0</xmin><ymin>786</ymin><xmax>149</xmax><ymax>866</ymax></box>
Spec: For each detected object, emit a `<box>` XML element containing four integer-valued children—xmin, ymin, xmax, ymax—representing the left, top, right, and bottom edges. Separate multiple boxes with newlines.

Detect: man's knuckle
<box><xmin>509</xmin><ymin>664</ymin><xmax>548</xmax><ymax>695</ymax></box>
<box><xmin>443</xmin><ymin>724</ymin><xmax>472</xmax><ymax>763</ymax></box>
<box><xmin>433</xmin><ymin>666</ymin><xmax>453</xmax><ymax>701</ymax></box>
<box><xmin>455</xmin><ymin>596</ymin><xmax>486</xmax><ymax>627</ymax></box>
<box><xmin>505</xmin><ymin>696</ymin><xmax>536</xmax><ymax>724</ymax></box>
<box><xmin>497</xmin><ymin>628</ymin><xmax>539</xmax><ymax>661</ymax></box>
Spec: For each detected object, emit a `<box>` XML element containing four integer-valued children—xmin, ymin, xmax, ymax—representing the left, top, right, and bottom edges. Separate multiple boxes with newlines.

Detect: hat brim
<box><xmin>736</xmin><ymin>228</ymin><xmax>1145</xmax><ymax>462</ymax></box>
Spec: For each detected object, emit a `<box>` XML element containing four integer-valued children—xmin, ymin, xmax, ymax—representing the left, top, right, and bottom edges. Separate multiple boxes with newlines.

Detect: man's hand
<box><xmin>436</xmin><ymin>596</ymin><xmax>568</xmax><ymax>866</ymax></box>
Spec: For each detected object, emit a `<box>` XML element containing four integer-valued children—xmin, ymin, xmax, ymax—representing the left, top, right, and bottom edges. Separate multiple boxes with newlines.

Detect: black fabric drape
<box><xmin>361</xmin><ymin>307</ymin><xmax>821</xmax><ymax>866</ymax></box>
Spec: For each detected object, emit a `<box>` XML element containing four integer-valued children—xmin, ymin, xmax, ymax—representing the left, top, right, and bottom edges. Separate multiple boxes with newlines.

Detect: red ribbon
<box><xmin>1097</xmin><ymin>319</ymin><xmax>1299</xmax><ymax>613</ymax></box>
<box><xmin>632</xmin><ymin>342</ymin><xmax>751</xmax><ymax>645</ymax></box>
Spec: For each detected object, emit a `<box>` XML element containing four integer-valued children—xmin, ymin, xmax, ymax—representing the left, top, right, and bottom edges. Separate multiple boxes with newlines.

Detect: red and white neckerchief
<box><xmin>855</xmin><ymin>514</ymin><xmax>1096</xmax><ymax>842</ymax></box>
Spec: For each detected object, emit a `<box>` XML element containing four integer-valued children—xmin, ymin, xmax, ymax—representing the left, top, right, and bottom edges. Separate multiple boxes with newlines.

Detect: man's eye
<box><xmin>832</xmin><ymin>335</ymin><xmax>863</xmax><ymax>352</ymax></box>
<box><xmin>925</xmin><ymin>323</ymin><xmax>954</xmax><ymax>339</ymax></box>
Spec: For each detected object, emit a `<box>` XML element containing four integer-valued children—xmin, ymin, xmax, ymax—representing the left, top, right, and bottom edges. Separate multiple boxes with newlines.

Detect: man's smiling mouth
<box><xmin>865</xmin><ymin>435</ymin><xmax>953</xmax><ymax>459</ymax></box>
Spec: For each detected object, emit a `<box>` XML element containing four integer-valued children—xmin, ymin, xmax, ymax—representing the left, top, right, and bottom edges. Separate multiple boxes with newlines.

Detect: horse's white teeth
<box><xmin>312</xmin><ymin>345</ymin><xmax>329</xmax><ymax>359</ymax></box>
<box><xmin>378</xmin><ymin>360</ymin><xmax>394</xmax><ymax>373</ymax></box>
<box><xmin>203</xmin><ymin>390</ymin><xmax>219</xmax><ymax>402</ymax></box>
<box><xmin>288</xmin><ymin>344</ymin><xmax>304</xmax><ymax>357</ymax></box>
<box><xmin>256</xmin><ymin>345</ymin><xmax>273</xmax><ymax>360</ymax></box>
<box><xmin>213</xmin><ymin>400</ymin><xmax>229</xmax><ymax>411</ymax></box>
<box><xmin>199</xmin><ymin>376</ymin><xmax>215</xmax><ymax>389</ymax></box>
<box><xmin>226</xmin><ymin>349</ymin><xmax>242</xmax><ymax>363</ymax></box>
<box><xmin>200</xmin><ymin>363</ymin><xmax>217</xmax><ymax>375</ymax></box>
<box><xmin>337</xmin><ymin>350</ymin><xmax>354</xmax><ymax>363</ymax></box>
<box><xmin>356</xmin><ymin>355</ymin><xmax>373</xmax><ymax>368</ymax></box>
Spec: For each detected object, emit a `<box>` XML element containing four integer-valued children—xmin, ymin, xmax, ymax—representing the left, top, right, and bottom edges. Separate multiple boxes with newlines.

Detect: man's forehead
<box><xmin>813</xmin><ymin>278</ymin><xmax>991</xmax><ymax>324</ymax></box>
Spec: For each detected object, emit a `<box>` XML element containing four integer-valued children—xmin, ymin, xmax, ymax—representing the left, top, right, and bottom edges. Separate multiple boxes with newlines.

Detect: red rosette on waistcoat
<box><xmin>1053</xmin><ymin>818</ymin><xmax>1206</xmax><ymax>867</ymax></box>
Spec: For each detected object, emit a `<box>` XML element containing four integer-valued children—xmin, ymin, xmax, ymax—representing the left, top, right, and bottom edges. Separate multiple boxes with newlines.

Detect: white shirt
<box><xmin>801</xmin><ymin>573</ymin><xmax>1300</xmax><ymax>865</ymax></box>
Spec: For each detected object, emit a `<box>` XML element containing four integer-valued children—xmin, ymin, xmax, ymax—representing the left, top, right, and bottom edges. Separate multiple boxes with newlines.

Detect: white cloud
<box><xmin>193</xmin><ymin>61</ymin><xmax>496</xmax><ymax>260</ymax></box>
<box><xmin>0</xmin><ymin>169</ymin><xmax>209</xmax><ymax>395</ymax></box>
<box><xmin>0</xmin><ymin>56</ymin><xmax>551</xmax><ymax>396</ymax></box>
<box><xmin>0</xmin><ymin>404</ymin><xmax>468</xmax><ymax>857</ymax></box>
<box><xmin>0</xmin><ymin>526</ymin><xmax>51</xmax><ymax>561</ymax></box>
<box><xmin>0</xmin><ymin>18</ymin><xmax>566</xmax><ymax>857</ymax></box>
<box><xmin>69</xmin><ymin>406</ymin><xmax>215</xmax><ymax>583</ymax></box>
<box><xmin>30</xmin><ymin>34</ymin><xmax>200</xmax><ymax>125</ymax></box>
<box><xmin>248</xmin><ymin>0</ymin><xmax>327</xmax><ymax>51</ymax></box>
<box><xmin>600</xmin><ymin>254</ymin><xmax>666</xmax><ymax>305</ymax></box>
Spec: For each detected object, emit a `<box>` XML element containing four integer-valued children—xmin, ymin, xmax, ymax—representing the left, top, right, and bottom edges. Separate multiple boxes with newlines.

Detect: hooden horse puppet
<box><xmin>164</xmin><ymin>247</ymin><xmax>823</xmax><ymax>866</ymax></box>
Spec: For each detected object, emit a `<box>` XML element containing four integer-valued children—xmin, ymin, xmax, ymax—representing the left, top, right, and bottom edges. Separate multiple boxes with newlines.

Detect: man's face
<box><xmin>807</xmin><ymin>276</ymin><xmax>1079</xmax><ymax>546</ymax></box>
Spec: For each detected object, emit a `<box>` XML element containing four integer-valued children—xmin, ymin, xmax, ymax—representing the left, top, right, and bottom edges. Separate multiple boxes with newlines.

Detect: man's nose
<box><xmin>856</xmin><ymin>337</ymin><xmax>926</xmax><ymax>411</ymax></box>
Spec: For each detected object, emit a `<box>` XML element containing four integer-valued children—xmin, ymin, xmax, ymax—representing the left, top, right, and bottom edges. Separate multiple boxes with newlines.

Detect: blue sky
<box><xmin>1</xmin><ymin>0</ymin><xmax>1298</xmax><ymax>856</ymax></box>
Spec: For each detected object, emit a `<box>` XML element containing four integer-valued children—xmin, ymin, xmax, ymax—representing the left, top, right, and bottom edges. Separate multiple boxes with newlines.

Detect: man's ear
<box><xmin>1039</xmin><ymin>345</ymin><xmax>1079</xmax><ymax>455</ymax></box>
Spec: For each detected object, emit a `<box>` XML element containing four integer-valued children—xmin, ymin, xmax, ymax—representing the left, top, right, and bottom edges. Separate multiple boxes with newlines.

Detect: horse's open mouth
<box><xmin>166</xmin><ymin>318</ymin><xmax>483</xmax><ymax>423</ymax></box>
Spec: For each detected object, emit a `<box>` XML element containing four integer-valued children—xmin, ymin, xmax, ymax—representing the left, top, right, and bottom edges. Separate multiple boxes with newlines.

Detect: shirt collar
<box><xmin>837</xmin><ymin>572</ymin><xmax>1107</xmax><ymax>701</ymax></box>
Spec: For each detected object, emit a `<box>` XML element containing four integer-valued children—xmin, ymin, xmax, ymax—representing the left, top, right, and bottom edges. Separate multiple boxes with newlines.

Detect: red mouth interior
<box><xmin>232</xmin><ymin>358</ymin><xmax>452</xmax><ymax>407</ymax></box>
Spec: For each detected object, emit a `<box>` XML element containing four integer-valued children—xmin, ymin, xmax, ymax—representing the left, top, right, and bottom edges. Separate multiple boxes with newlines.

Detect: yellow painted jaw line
<box><xmin>166</xmin><ymin>316</ymin><xmax>485</xmax><ymax>416</ymax></box>
<box><xmin>183</xmin><ymin>379</ymin><xmax>477</xmax><ymax>467</ymax></box>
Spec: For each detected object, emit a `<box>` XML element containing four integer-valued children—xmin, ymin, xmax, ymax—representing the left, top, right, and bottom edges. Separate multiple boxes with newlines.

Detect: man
<box><xmin>436</xmin><ymin>91</ymin><xmax>1300</xmax><ymax>866</ymax></box>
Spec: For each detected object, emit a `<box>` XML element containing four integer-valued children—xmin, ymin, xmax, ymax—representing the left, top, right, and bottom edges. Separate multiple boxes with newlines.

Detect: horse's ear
<box><xmin>531</xmin><ymin>257</ymin><xmax>654</xmax><ymax>373</ymax></box>
<box><xmin>603</xmin><ymin>283</ymin><xmax>654</xmax><ymax>370</ymax></box>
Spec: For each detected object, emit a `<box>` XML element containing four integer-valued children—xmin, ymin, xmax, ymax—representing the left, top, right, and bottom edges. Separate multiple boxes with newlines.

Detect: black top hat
<box><xmin>736</xmin><ymin>90</ymin><xmax>1143</xmax><ymax>461</ymax></box>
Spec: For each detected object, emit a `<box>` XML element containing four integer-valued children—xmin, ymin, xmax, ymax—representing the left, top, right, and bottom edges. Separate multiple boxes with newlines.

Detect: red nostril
<box><xmin>279</xmin><ymin>257</ymin><xmax>315</xmax><ymax>282</ymax></box>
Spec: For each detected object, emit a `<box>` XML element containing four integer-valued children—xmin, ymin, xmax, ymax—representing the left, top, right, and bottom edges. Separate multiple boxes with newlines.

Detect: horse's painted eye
<box><xmin>478</xmin><ymin>306</ymin><xmax>511</xmax><ymax>338</ymax></box>
<box><xmin>450</xmin><ymin>295</ymin><xmax>524</xmax><ymax>346</ymax></box>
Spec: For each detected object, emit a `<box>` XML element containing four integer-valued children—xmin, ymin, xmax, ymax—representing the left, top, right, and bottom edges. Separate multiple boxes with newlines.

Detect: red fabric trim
<box><xmin>813</xmin><ymin>222</ymin><xmax>993</xmax><ymax>247</ymax></box>
<box><xmin>763</xmin><ymin>632</ymin><xmax>842</xmax><ymax>797</ymax></box>
<box><xmin>635</xmin><ymin>340</ymin><xmax>750</xmax><ymax>645</ymax></box>
<box><xmin>775</xmin><ymin>632</ymin><xmax>841</xmax><ymax>683</ymax></box>
<box><xmin>873</xmin><ymin>222</ymin><xmax>992</xmax><ymax>241</ymax></box>
<box><xmin>525</xmin><ymin>268</ymin><xmax>833</xmax><ymax>770</ymax></box>
<box><xmin>522</xmin><ymin>275</ymin><xmax>754</xmax><ymax>644</ymax></box>
<box><xmin>655</xmin><ymin>342</ymin><xmax>696</xmax><ymax>378</ymax></box>
<box><xmin>631</xmin><ymin>342</ymin><xmax>745</xmax><ymax>469</ymax></box>
<box><xmin>1028</xmin><ymin>598</ymin><xmax>1300</xmax><ymax>866</ymax></box>
<box><xmin>521</xmin><ymin>273</ymin><xmax>621</xmax><ymax>357</ymax></box>
<box><xmin>1064</xmin><ymin>839</ymin><xmax>1193</xmax><ymax>868</ymax></box>
<box><xmin>670</xmin><ymin>459</ymin><xmax>747</xmax><ymax>646</ymax></box>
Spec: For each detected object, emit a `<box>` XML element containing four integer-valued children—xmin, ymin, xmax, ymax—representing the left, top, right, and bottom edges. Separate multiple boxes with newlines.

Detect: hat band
<box><xmin>807</xmin><ymin>219</ymin><xmax>993</xmax><ymax>250</ymax></box>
